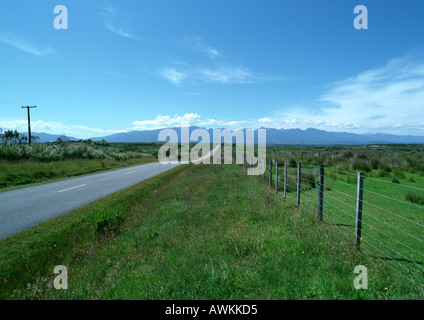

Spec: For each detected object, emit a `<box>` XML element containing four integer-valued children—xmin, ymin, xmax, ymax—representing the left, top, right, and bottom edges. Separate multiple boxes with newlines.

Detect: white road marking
<box><xmin>58</xmin><ymin>184</ymin><xmax>86</xmax><ymax>193</ymax></box>
<box><xmin>124</xmin><ymin>171</ymin><xmax>136</xmax><ymax>175</ymax></box>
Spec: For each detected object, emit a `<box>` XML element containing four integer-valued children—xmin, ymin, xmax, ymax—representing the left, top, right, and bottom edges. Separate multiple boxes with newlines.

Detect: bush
<box><xmin>404</xmin><ymin>192</ymin><xmax>424</xmax><ymax>205</ymax></box>
<box><xmin>91</xmin><ymin>207</ymin><xmax>125</xmax><ymax>234</ymax></box>
<box><xmin>301</xmin><ymin>171</ymin><xmax>316</xmax><ymax>189</ymax></box>
<box><xmin>376</xmin><ymin>169</ymin><xmax>386</xmax><ymax>178</ymax></box>
<box><xmin>0</xmin><ymin>141</ymin><xmax>147</xmax><ymax>162</ymax></box>
<box><xmin>352</xmin><ymin>158</ymin><xmax>371</xmax><ymax>172</ymax></box>
<box><xmin>288</xmin><ymin>158</ymin><xmax>297</xmax><ymax>167</ymax></box>
<box><xmin>371</xmin><ymin>159</ymin><xmax>380</xmax><ymax>170</ymax></box>
<box><xmin>392</xmin><ymin>167</ymin><xmax>406</xmax><ymax>180</ymax></box>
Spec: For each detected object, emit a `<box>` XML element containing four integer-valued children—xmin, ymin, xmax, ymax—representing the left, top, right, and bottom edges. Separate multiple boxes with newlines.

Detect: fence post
<box><xmin>297</xmin><ymin>163</ymin><xmax>301</xmax><ymax>207</ymax></box>
<box><xmin>284</xmin><ymin>162</ymin><xmax>288</xmax><ymax>198</ymax></box>
<box><xmin>317</xmin><ymin>165</ymin><xmax>324</xmax><ymax>221</ymax></box>
<box><xmin>275</xmin><ymin>161</ymin><xmax>279</xmax><ymax>193</ymax></box>
<box><xmin>355</xmin><ymin>172</ymin><xmax>364</xmax><ymax>249</ymax></box>
<box><xmin>269</xmin><ymin>160</ymin><xmax>272</xmax><ymax>188</ymax></box>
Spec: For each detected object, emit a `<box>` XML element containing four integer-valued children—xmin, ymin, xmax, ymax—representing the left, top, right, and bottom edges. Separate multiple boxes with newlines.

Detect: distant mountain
<box><xmin>91</xmin><ymin>129</ymin><xmax>164</xmax><ymax>143</ymax></box>
<box><xmin>30</xmin><ymin>132</ymin><xmax>79</xmax><ymax>143</ymax></box>
<box><xmin>89</xmin><ymin>127</ymin><xmax>424</xmax><ymax>145</ymax></box>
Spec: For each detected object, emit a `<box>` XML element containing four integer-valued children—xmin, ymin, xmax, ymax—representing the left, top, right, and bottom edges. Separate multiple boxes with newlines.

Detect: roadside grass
<box><xmin>0</xmin><ymin>164</ymin><xmax>189</xmax><ymax>299</ymax></box>
<box><xmin>1</xmin><ymin>163</ymin><xmax>420</xmax><ymax>300</ymax></box>
<box><xmin>0</xmin><ymin>157</ymin><xmax>157</xmax><ymax>191</ymax></box>
<box><xmin>0</xmin><ymin>142</ymin><xmax>209</xmax><ymax>191</ymax></box>
<box><xmin>267</xmin><ymin>163</ymin><xmax>424</xmax><ymax>295</ymax></box>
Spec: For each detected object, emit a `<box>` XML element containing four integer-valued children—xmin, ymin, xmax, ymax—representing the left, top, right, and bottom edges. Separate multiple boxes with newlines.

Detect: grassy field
<box><xmin>0</xmin><ymin>158</ymin><xmax>157</xmax><ymax>190</ymax></box>
<box><xmin>1</xmin><ymin>162</ymin><xmax>421</xmax><ymax>300</ymax></box>
<box><xmin>263</xmin><ymin>144</ymin><xmax>424</xmax><ymax>294</ymax></box>
<box><xmin>0</xmin><ymin>141</ymin><xmax>163</xmax><ymax>189</ymax></box>
<box><xmin>0</xmin><ymin>141</ymin><xmax>215</xmax><ymax>190</ymax></box>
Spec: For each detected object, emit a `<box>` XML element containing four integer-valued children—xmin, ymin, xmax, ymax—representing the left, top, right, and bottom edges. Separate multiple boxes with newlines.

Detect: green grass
<box><xmin>0</xmin><ymin>141</ymin><xmax>164</xmax><ymax>189</ymax></box>
<box><xmin>0</xmin><ymin>158</ymin><xmax>157</xmax><ymax>190</ymax></box>
<box><xmin>266</xmin><ymin>160</ymin><xmax>424</xmax><ymax>296</ymax></box>
<box><xmin>1</xmin><ymin>163</ymin><xmax>420</xmax><ymax>300</ymax></box>
<box><xmin>0</xmin><ymin>141</ymin><xmax>212</xmax><ymax>190</ymax></box>
<box><xmin>0</xmin><ymin>164</ymin><xmax>189</xmax><ymax>299</ymax></box>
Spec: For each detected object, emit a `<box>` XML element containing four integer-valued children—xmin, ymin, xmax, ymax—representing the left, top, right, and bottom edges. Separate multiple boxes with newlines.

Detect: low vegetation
<box><xmin>264</xmin><ymin>144</ymin><xmax>424</xmax><ymax>296</ymax></box>
<box><xmin>0</xmin><ymin>131</ymin><xmax>163</xmax><ymax>189</ymax></box>
<box><xmin>1</xmin><ymin>140</ymin><xmax>423</xmax><ymax>299</ymax></box>
<box><xmin>268</xmin><ymin>144</ymin><xmax>424</xmax><ymax>178</ymax></box>
<box><xmin>1</xmin><ymin>163</ymin><xmax>420</xmax><ymax>300</ymax></box>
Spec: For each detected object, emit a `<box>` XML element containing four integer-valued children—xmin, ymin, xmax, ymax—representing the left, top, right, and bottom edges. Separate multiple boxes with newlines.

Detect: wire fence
<box><xmin>246</xmin><ymin>158</ymin><xmax>424</xmax><ymax>292</ymax></box>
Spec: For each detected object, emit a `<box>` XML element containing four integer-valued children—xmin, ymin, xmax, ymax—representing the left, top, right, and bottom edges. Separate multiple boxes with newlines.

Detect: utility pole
<box><xmin>22</xmin><ymin>105</ymin><xmax>37</xmax><ymax>144</ymax></box>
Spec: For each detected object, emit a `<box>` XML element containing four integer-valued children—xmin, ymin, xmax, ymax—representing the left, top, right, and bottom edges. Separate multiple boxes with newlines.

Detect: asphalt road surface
<box><xmin>0</xmin><ymin>161</ymin><xmax>181</xmax><ymax>240</ymax></box>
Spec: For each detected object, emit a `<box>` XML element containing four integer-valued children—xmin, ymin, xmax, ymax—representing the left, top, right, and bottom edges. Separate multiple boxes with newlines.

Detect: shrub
<box><xmin>371</xmin><ymin>159</ymin><xmax>381</xmax><ymax>170</ymax></box>
<box><xmin>91</xmin><ymin>207</ymin><xmax>125</xmax><ymax>234</ymax></box>
<box><xmin>376</xmin><ymin>169</ymin><xmax>386</xmax><ymax>178</ymax></box>
<box><xmin>301</xmin><ymin>171</ymin><xmax>316</xmax><ymax>189</ymax></box>
<box><xmin>392</xmin><ymin>167</ymin><xmax>406</xmax><ymax>180</ymax></box>
<box><xmin>404</xmin><ymin>192</ymin><xmax>424</xmax><ymax>205</ymax></box>
<box><xmin>343</xmin><ymin>151</ymin><xmax>353</xmax><ymax>159</ymax></box>
<box><xmin>288</xmin><ymin>158</ymin><xmax>297</xmax><ymax>167</ymax></box>
<box><xmin>352</xmin><ymin>158</ymin><xmax>371</xmax><ymax>172</ymax></box>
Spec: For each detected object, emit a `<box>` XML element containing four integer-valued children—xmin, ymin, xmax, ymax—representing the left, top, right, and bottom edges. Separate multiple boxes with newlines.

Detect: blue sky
<box><xmin>1</xmin><ymin>0</ymin><xmax>424</xmax><ymax>138</ymax></box>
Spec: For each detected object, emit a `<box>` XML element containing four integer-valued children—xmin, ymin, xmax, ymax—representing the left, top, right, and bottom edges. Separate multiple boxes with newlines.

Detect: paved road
<box><xmin>0</xmin><ymin>161</ymin><xmax>181</xmax><ymax>240</ymax></box>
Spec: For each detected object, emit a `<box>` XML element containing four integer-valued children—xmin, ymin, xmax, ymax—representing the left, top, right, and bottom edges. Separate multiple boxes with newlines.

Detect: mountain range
<box><xmin>29</xmin><ymin>127</ymin><xmax>424</xmax><ymax>145</ymax></box>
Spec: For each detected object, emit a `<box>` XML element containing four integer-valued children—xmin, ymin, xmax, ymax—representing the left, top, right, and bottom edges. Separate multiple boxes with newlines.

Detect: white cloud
<box><xmin>0</xmin><ymin>31</ymin><xmax>54</xmax><ymax>56</ymax></box>
<box><xmin>182</xmin><ymin>36</ymin><xmax>221</xmax><ymax>59</ymax></box>
<box><xmin>105</xmin><ymin>23</ymin><xmax>140</xmax><ymax>40</ymax></box>
<box><xmin>258</xmin><ymin>118</ymin><xmax>272</xmax><ymax>124</ymax></box>
<box><xmin>160</xmin><ymin>64</ymin><xmax>255</xmax><ymax>86</ymax></box>
<box><xmin>269</xmin><ymin>55</ymin><xmax>424</xmax><ymax>135</ymax></box>
<box><xmin>160</xmin><ymin>68</ymin><xmax>187</xmax><ymax>86</ymax></box>
<box><xmin>317</xmin><ymin>56</ymin><xmax>424</xmax><ymax>133</ymax></box>
<box><xmin>198</xmin><ymin>66</ymin><xmax>254</xmax><ymax>84</ymax></box>
<box><xmin>100</xmin><ymin>4</ymin><xmax>140</xmax><ymax>40</ymax></box>
<box><xmin>131</xmin><ymin>114</ymin><xmax>287</xmax><ymax>131</ymax></box>
<box><xmin>0</xmin><ymin>118</ymin><xmax>125</xmax><ymax>139</ymax></box>
<box><xmin>100</xmin><ymin>3</ymin><xmax>116</xmax><ymax>15</ymax></box>
<box><xmin>162</xmin><ymin>37</ymin><xmax>287</xmax><ymax>86</ymax></box>
<box><xmin>132</xmin><ymin>113</ymin><xmax>201</xmax><ymax>130</ymax></box>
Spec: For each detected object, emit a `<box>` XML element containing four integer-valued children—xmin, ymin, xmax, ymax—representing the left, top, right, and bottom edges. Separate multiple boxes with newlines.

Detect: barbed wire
<box><xmin>360</xmin><ymin>218</ymin><xmax>424</xmax><ymax>260</ymax></box>
<box><xmin>259</xmin><ymin>161</ymin><xmax>424</xmax><ymax>288</ymax></box>
<box><xmin>323</xmin><ymin>175</ymin><xmax>358</xmax><ymax>189</ymax></box>
<box><xmin>326</xmin><ymin>187</ymin><xmax>357</xmax><ymax>200</ymax></box>
<box><xmin>323</xmin><ymin>193</ymin><xmax>357</xmax><ymax>211</ymax></box>
<box><xmin>308</xmin><ymin>201</ymin><xmax>424</xmax><ymax>288</ymax></box>
<box><xmin>359</xmin><ymin>228</ymin><xmax>424</xmax><ymax>278</ymax></box>
<box><xmin>360</xmin><ymin>198</ymin><xmax>424</xmax><ymax>229</ymax></box>
<box><xmin>358</xmin><ymin>235</ymin><xmax>424</xmax><ymax>285</ymax></box>
<box><xmin>322</xmin><ymin>207</ymin><xmax>424</xmax><ymax>286</ymax></box>
<box><xmin>324</xmin><ymin>167</ymin><xmax>358</xmax><ymax>177</ymax></box>
<box><xmin>364</xmin><ymin>175</ymin><xmax>424</xmax><ymax>192</ymax></box>
<box><xmin>361</xmin><ymin>210</ymin><xmax>424</xmax><ymax>244</ymax></box>
<box><xmin>362</xmin><ymin>188</ymin><xmax>424</xmax><ymax>210</ymax></box>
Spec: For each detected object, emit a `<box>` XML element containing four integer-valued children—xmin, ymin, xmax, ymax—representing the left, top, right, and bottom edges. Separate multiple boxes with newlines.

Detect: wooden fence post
<box><xmin>355</xmin><ymin>172</ymin><xmax>364</xmax><ymax>249</ymax></box>
<box><xmin>275</xmin><ymin>161</ymin><xmax>279</xmax><ymax>193</ymax></box>
<box><xmin>317</xmin><ymin>165</ymin><xmax>324</xmax><ymax>221</ymax></box>
<box><xmin>284</xmin><ymin>162</ymin><xmax>288</xmax><ymax>198</ymax></box>
<box><xmin>297</xmin><ymin>163</ymin><xmax>301</xmax><ymax>207</ymax></box>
